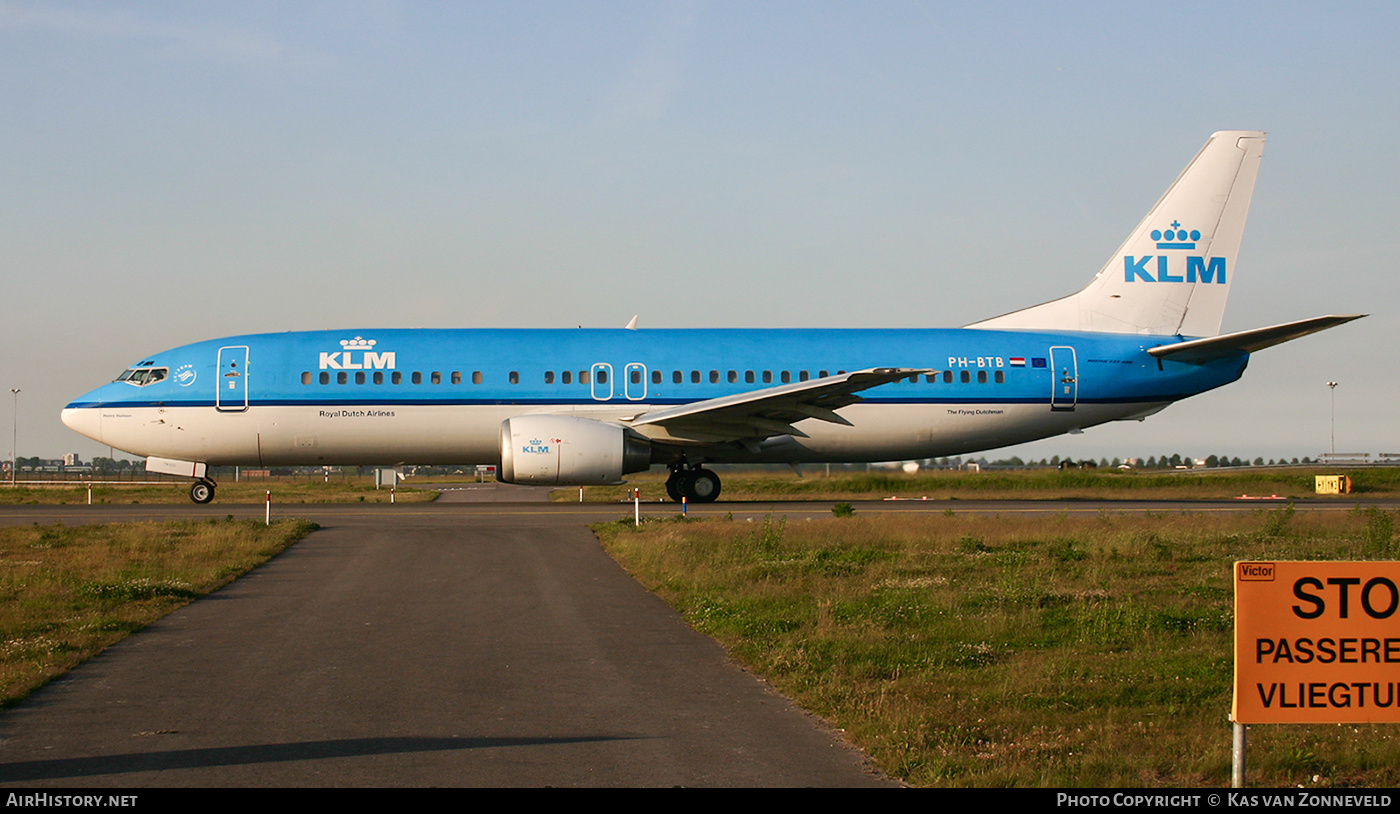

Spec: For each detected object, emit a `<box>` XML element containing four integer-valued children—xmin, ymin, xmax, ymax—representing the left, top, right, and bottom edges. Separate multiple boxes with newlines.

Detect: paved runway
<box><xmin>0</xmin><ymin>494</ymin><xmax>893</xmax><ymax>787</ymax></box>
<box><xmin>0</xmin><ymin>489</ymin><xmax>1391</xmax><ymax>787</ymax></box>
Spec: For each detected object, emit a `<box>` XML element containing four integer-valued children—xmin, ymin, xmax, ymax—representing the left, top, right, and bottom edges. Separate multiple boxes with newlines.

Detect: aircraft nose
<box><xmin>61</xmin><ymin>405</ymin><xmax>103</xmax><ymax>444</ymax></box>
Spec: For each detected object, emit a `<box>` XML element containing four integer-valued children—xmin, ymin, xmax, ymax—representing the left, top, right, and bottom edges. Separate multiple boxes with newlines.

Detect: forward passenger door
<box><xmin>216</xmin><ymin>346</ymin><xmax>249</xmax><ymax>412</ymax></box>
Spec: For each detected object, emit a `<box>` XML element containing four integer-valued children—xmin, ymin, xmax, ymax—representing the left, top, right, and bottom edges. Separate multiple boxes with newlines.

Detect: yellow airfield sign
<box><xmin>1234</xmin><ymin>561</ymin><xmax>1400</xmax><ymax>724</ymax></box>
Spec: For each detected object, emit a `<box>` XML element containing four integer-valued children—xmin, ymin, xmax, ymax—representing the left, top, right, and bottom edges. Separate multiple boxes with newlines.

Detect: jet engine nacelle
<box><xmin>498</xmin><ymin>415</ymin><xmax>652</xmax><ymax>485</ymax></box>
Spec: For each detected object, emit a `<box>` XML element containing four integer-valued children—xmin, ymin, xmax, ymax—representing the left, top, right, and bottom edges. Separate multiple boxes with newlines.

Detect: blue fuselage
<box><xmin>62</xmin><ymin>327</ymin><xmax>1246</xmax><ymax>468</ymax></box>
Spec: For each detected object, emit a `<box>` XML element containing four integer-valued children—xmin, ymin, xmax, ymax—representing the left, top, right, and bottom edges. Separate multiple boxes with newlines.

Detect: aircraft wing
<box><xmin>628</xmin><ymin>368</ymin><xmax>932</xmax><ymax>444</ymax></box>
<box><xmin>1147</xmin><ymin>315</ymin><xmax>1365</xmax><ymax>364</ymax></box>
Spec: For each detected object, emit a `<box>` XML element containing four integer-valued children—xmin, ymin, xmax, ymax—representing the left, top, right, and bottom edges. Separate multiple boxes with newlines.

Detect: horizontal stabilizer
<box><xmin>1147</xmin><ymin>315</ymin><xmax>1365</xmax><ymax>363</ymax></box>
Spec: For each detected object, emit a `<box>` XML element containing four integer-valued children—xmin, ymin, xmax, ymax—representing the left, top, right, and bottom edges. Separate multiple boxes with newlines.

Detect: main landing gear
<box><xmin>665</xmin><ymin>465</ymin><xmax>721</xmax><ymax>503</ymax></box>
<box><xmin>189</xmin><ymin>479</ymin><xmax>217</xmax><ymax>504</ymax></box>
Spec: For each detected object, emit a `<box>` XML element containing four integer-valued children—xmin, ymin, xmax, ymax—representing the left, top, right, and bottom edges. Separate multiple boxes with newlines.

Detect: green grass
<box><xmin>595</xmin><ymin>504</ymin><xmax>1400</xmax><ymax>787</ymax></box>
<box><xmin>0</xmin><ymin>518</ymin><xmax>317</xmax><ymax>707</ymax></box>
<box><xmin>563</xmin><ymin>466</ymin><xmax>1400</xmax><ymax>503</ymax></box>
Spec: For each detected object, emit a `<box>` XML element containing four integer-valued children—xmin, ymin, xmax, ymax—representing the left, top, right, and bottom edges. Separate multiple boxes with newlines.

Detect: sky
<box><xmin>2</xmin><ymin>0</ymin><xmax>1396</xmax><ymax>465</ymax></box>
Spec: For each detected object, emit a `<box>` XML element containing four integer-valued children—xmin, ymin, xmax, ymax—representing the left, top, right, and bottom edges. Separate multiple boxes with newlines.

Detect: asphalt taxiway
<box><xmin>0</xmin><ymin>488</ymin><xmax>894</xmax><ymax>787</ymax></box>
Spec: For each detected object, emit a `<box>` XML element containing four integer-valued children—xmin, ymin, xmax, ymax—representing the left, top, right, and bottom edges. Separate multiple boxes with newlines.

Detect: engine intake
<box><xmin>498</xmin><ymin>415</ymin><xmax>652</xmax><ymax>485</ymax></box>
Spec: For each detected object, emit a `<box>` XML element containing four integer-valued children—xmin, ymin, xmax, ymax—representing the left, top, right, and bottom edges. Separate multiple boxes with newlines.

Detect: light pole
<box><xmin>9</xmin><ymin>389</ymin><xmax>18</xmax><ymax>486</ymax></box>
<box><xmin>1327</xmin><ymin>381</ymin><xmax>1338</xmax><ymax>458</ymax></box>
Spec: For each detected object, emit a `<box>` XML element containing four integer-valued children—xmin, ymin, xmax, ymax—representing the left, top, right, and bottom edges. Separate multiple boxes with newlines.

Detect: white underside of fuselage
<box><xmin>62</xmin><ymin>399</ymin><xmax>1164</xmax><ymax>469</ymax></box>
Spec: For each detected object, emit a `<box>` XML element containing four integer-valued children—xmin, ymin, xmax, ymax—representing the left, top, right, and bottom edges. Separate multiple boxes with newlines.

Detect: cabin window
<box><xmin>995</xmin><ymin>370</ymin><xmax>1005</xmax><ymax>383</ymax></box>
<box><xmin>545</xmin><ymin>371</ymin><xmax>555</xmax><ymax>384</ymax></box>
<box><xmin>393</xmin><ymin>372</ymin><xmax>403</xmax><ymax>385</ymax></box>
<box><xmin>580</xmin><ymin>370</ymin><xmax>590</xmax><ymax>385</ymax></box>
<box><xmin>745</xmin><ymin>371</ymin><xmax>755</xmax><ymax>384</ymax></box>
<box><xmin>800</xmin><ymin>371</ymin><xmax>810</xmax><ymax>382</ymax></box>
<box><xmin>925</xmin><ymin>374</ymin><xmax>937</xmax><ymax>383</ymax></box>
<box><xmin>673</xmin><ymin>371</ymin><xmax>683</xmax><ymax>384</ymax></box>
<box><xmin>781</xmin><ymin>371</ymin><xmax>791</xmax><ymax>384</ymax></box>
<box><xmin>631</xmin><ymin>369</ymin><xmax>641</xmax><ymax>385</ymax></box>
<box><xmin>412</xmin><ymin>372</ymin><xmax>422</xmax><ymax>385</ymax></box>
<box><xmin>561</xmin><ymin>371</ymin><xmax>571</xmax><ymax>384</ymax></box>
<box><xmin>977</xmin><ymin>370</ymin><xmax>987</xmax><ymax>384</ymax></box>
<box><xmin>338</xmin><ymin>372</ymin><xmax>348</xmax><ymax>385</ymax></box>
<box><xmin>374</xmin><ymin>372</ymin><xmax>384</xmax><ymax>385</ymax></box>
<box><xmin>819</xmin><ymin>370</ymin><xmax>829</xmax><ymax>378</ymax></box>
<box><xmin>943</xmin><ymin>371</ymin><xmax>953</xmax><ymax>384</ymax></box>
<box><xmin>595</xmin><ymin>370</ymin><xmax>607</xmax><ymax>384</ymax></box>
<box><xmin>692</xmin><ymin>371</ymin><xmax>701</xmax><ymax>384</ymax></box>
<box><xmin>711</xmin><ymin>371</ymin><xmax>721</xmax><ymax>383</ymax></box>
<box><xmin>509</xmin><ymin>371</ymin><xmax>520</xmax><ymax>384</ymax></box>
<box><xmin>762</xmin><ymin>371</ymin><xmax>772</xmax><ymax>384</ymax></box>
<box><xmin>356</xmin><ymin>372</ymin><xmax>366</xmax><ymax>385</ymax></box>
<box><xmin>960</xmin><ymin>371</ymin><xmax>970</xmax><ymax>384</ymax></box>
<box><xmin>451</xmin><ymin>371</ymin><xmax>461</xmax><ymax>384</ymax></box>
<box><xmin>319</xmin><ymin>372</ymin><xmax>330</xmax><ymax>385</ymax></box>
<box><xmin>302</xmin><ymin>372</ymin><xmax>312</xmax><ymax>385</ymax></box>
<box><xmin>473</xmin><ymin>371</ymin><xmax>483</xmax><ymax>385</ymax></box>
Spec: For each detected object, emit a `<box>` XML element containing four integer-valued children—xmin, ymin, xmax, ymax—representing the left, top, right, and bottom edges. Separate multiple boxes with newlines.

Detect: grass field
<box><xmin>595</xmin><ymin>503</ymin><xmax>1400</xmax><ymax>787</ymax></box>
<box><xmin>566</xmin><ymin>466</ymin><xmax>1400</xmax><ymax>503</ymax></box>
<box><xmin>0</xmin><ymin>518</ymin><xmax>317</xmax><ymax>708</ymax></box>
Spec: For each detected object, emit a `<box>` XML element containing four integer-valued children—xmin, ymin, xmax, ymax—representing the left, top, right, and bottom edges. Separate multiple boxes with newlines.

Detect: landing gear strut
<box><xmin>666</xmin><ymin>465</ymin><xmax>721</xmax><ymax>503</ymax></box>
<box><xmin>189</xmin><ymin>479</ymin><xmax>217</xmax><ymax>504</ymax></box>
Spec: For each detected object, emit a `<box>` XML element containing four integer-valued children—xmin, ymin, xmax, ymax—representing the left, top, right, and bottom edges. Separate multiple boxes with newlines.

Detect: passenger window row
<box><xmin>302</xmin><ymin>370</ymin><xmax>484</xmax><ymax>386</ymax></box>
<box><xmin>300</xmin><ymin>367</ymin><xmax>1009</xmax><ymax>386</ymax></box>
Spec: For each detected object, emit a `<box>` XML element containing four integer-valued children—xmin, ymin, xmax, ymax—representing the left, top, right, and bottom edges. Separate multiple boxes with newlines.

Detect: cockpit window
<box><xmin>115</xmin><ymin>367</ymin><xmax>168</xmax><ymax>386</ymax></box>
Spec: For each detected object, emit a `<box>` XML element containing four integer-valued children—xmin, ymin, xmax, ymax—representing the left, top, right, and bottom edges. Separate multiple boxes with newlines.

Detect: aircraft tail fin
<box><xmin>968</xmin><ymin>130</ymin><xmax>1266</xmax><ymax>337</ymax></box>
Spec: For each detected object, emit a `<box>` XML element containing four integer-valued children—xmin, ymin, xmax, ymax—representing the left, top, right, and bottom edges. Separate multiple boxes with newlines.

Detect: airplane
<box><xmin>61</xmin><ymin>131</ymin><xmax>1362</xmax><ymax>504</ymax></box>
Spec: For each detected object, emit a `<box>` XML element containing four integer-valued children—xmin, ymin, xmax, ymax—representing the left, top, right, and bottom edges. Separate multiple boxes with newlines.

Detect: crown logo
<box><xmin>1151</xmin><ymin>221</ymin><xmax>1200</xmax><ymax>250</ymax></box>
<box><xmin>340</xmin><ymin>337</ymin><xmax>377</xmax><ymax>349</ymax></box>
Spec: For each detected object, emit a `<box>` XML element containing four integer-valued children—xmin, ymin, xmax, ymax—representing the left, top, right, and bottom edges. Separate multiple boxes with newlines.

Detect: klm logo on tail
<box><xmin>1124</xmin><ymin>221</ymin><xmax>1226</xmax><ymax>284</ymax></box>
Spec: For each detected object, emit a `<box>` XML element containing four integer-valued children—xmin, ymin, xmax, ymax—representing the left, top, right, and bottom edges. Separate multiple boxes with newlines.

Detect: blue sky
<box><xmin>3</xmin><ymin>1</ymin><xmax>1396</xmax><ymax>463</ymax></box>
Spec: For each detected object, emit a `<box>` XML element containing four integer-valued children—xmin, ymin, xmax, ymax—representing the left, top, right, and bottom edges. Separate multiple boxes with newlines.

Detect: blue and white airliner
<box><xmin>62</xmin><ymin>131</ymin><xmax>1361</xmax><ymax>504</ymax></box>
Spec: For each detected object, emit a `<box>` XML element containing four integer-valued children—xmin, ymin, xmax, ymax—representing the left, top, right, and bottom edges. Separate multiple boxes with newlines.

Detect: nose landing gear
<box><xmin>189</xmin><ymin>479</ymin><xmax>217</xmax><ymax>504</ymax></box>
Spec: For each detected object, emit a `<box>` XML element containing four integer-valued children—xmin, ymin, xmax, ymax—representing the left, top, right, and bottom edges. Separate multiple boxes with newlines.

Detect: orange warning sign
<box><xmin>1234</xmin><ymin>561</ymin><xmax>1400</xmax><ymax>724</ymax></box>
